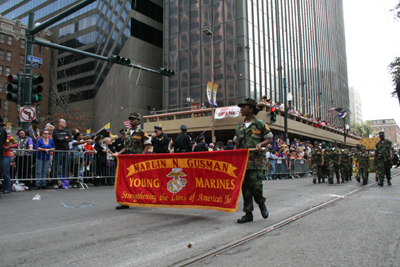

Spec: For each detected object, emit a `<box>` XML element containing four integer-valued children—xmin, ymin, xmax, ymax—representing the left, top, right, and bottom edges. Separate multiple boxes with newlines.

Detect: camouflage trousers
<box><xmin>359</xmin><ymin>167</ymin><xmax>369</xmax><ymax>183</ymax></box>
<box><xmin>312</xmin><ymin>164</ymin><xmax>322</xmax><ymax>181</ymax></box>
<box><xmin>321</xmin><ymin>164</ymin><xmax>329</xmax><ymax>178</ymax></box>
<box><xmin>241</xmin><ymin>170</ymin><xmax>266</xmax><ymax>212</ymax></box>
<box><xmin>376</xmin><ymin>160</ymin><xmax>392</xmax><ymax>181</ymax></box>
<box><xmin>341</xmin><ymin>164</ymin><xmax>349</xmax><ymax>181</ymax></box>
<box><xmin>328</xmin><ymin>163</ymin><xmax>341</xmax><ymax>183</ymax></box>
<box><xmin>348</xmin><ymin>163</ymin><xmax>353</xmax><ymax>179</ymax></box>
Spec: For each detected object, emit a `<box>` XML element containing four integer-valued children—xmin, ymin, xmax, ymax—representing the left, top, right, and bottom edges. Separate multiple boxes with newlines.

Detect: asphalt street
<box><xmin>1</xmin><ymin>170</ymin><xmax>399</xmax><ymax>267</ymax></box>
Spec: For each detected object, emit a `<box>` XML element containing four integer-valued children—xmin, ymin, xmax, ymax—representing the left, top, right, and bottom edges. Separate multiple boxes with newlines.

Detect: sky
<box><xmin>343</xmin><ymin>0</ymin><xmax>400</xmax><ymax>124</ymax></box>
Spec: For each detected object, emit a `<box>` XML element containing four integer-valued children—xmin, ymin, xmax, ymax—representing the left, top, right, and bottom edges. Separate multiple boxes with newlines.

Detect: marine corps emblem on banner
<box><xmin>166</xmin><ymin>168</ymin><xmax>187</xmax><ymax>194</ymax></box>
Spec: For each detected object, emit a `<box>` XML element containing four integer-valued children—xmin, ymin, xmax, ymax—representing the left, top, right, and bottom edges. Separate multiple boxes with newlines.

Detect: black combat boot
<box><xmin>337</xmin><ymin>179</ymin><xmax>340</xmax><ymax>184</ymax></box>
<box><xmin>387</xmin><ymin>179</ymin><xmax>392</xmax><ymax>186</ymax></box>
<box><xmin>378</xmin><ymin>180</ymin><xmax>383</xmax><ymax>186</ymax></box>
<box><xmin>313</xmin><ymin>179</ymin><xmax>316</xmax><ymax>184</ymax></box>
<box><xmin>322</xmin><ymin>178</ymin><xmax>325</xmax><ymax>183</ymax></box>
<box><xmin>318</xmin><ymin>178</ymin><xmax>321</xmax><ymax>183</ymax></box>
<box><xmin>237</xmin><ymin>212</ymin><xmax>253</xmax><ymax>223</ymax></box>
<box><xmin>356</xmin><ymin>177</ymin><xmax>360</xmax><ymax>183</ymax></box>
<box><xmin>259</xmin><ymin>203</ymin><xmax>269</xmax><ymax>219</ymax></box>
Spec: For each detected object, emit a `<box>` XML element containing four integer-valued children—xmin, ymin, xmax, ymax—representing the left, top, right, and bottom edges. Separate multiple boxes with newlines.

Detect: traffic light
<box><xmin>110</xmin><ymin>55</ymin><xmax>131</xmax><ymax>65</ymax></box>
<box><xmin>6</xmin><ymin>75</ymin><xmax>20</xmax><ymax>103</ymax></box>
<box><xmin>159</xmin><ymin>68</ymin><xmax>175</xmax><ymax>77</ymax></box>
<box><xmin>31</xmin><ymin>74</ymin><xmax>43</xmax><ymax>103</ymax></box>
<box><xmin>270</xmin><ymin>107</ymin><xmax>276</xmax><ymax>123</ymax></box>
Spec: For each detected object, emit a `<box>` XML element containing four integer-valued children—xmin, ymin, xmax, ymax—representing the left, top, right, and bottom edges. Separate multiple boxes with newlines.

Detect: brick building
<box><xmin>0</xmin><ymin>16</ymin><xmax>51</xmax><ymax>128</ymax></box>
<box><xmin>368</xmin><ymin>119</ymin><xmax>400</xmax><ymax>149</ymax></box>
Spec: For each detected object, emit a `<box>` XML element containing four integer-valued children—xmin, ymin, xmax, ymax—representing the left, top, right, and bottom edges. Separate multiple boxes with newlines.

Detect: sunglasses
<box><xmin>43</xmin><ymin>133</ymin><xmax>49</xmax><ymax>134</ymax></box>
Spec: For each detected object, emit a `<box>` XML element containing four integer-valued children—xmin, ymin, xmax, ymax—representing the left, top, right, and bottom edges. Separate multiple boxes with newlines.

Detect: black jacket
<box><xmin>152</xmin><ymin>132</ymin><xmax>169</xmax><ymax>153</ymax></box>
<box><xmin>173</xmin><ymin>133</ymin><xmax>192</xmax><ymax>152</ymax></box>
<box><xmin>193</xmin><ymin>141</ymin><xmax>209</xmax><ymax>152</ymax></box>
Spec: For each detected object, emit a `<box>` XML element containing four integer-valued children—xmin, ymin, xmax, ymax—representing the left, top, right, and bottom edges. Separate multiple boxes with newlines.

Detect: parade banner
<box><xmin>214</xmin><ymin>107</ymin><xmax>241</xmax><ymax>119</ymax></box>
<box><xmin>115</xmin><ymin>150</ymin><xmax>250</xmax><ymax>212</ymax></box>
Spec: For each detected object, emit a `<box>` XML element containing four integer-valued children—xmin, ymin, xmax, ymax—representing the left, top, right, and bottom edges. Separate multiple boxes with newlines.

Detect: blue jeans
<box><xmin>1</xmin><ymin>155</ymin><xmax>12</xmax><ymax>192</ymax></box>
<box><xmin>36</xmin><ymin>158</ymin><xmax>50</xmax><ymax>187</ymax></box>
<box><xmin>269</xmin><ymin>163</ymin><xmax>276</xmax><ymax>178</ymax></box>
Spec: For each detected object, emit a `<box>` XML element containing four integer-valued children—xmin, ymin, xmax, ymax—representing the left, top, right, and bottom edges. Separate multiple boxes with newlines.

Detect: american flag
<box><xmin>123</xmin><ymin>121</ymin><xmax>132</xmax><ymax>129</ymax></box>
<box><xmin>328</xmin><ymin>107</ymin><xmax>343</xmax><ymax>117</ymax></box>
<box><xmin>338</xmin><ymin>111</ymin><xmax>349</xmax><ymax>119</ymax></box>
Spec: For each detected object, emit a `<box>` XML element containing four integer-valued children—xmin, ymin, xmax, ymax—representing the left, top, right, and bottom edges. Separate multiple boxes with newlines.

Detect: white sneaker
<box><xmin>53</xmin><ymin>185</ymin><xmax>59</xmax><ymax>189</ymax></box>
<box><xmin>86</xmin><ymin>166</ymin><xmax>90</xmax><ymax>171</ymax></box>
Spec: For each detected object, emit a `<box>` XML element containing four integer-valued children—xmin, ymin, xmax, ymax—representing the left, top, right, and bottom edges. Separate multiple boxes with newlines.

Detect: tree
<box><xmin>389</xmin><ymin>2</ymin><xmax>400</xmax><ymax>96</ymax></box>
<box><xmin>350</xmin><ymin>121</ymin><xmax>374</xmax><ymax>138</ymax></box>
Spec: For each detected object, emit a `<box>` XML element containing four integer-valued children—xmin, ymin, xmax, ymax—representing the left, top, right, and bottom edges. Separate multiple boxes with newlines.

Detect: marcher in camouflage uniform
<box><xmin>311</xmin><ymin>141</ymin><xmax>322</xmax><ymax>184</ymax></box>
<box><xmin>234</xmin><ymin>98</ymin><xmax>273</xmax><ymax>223</ymax></box>
<box><xmin>348</xmin><ymin>147</ymin><xmax>354</xmax><ymax>181</ymax></box>
<box><xmin>357</xmin><ymin>146</ymin><xmax>370</xmax><ymax>185</ymax></box>
<box><xmin>113</xmin><ymin>112</ymin><xmax>151</xmax><ymax>209</ymax></box>
<box><xmin>320</xmin><ymin>142</ymin><xmax>329</xmax><ymax>183</ymax></box>
<box><xmin>354</xmin><ymin>144</ymin><xmax>361</xmax><ymax>181</ymax></box>
<box><xmin>340</xmin><ymin>143</ymin><xmax>351</xmax><ymax>182</ymax></box>
<box><xmin>329</xmin><ymin>140</ymin><xmax>342</xmax><ymax>184</ymax></box>
<box><xmin>374</xmin><ymin>131</ymin><xmax>394</xmax><ymax>186</ymax></box>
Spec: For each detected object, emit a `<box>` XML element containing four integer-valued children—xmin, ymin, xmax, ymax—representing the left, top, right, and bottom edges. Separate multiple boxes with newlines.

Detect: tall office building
<box><xmin>163</xmin><ymin>0</ymin><xmax>349</xmax><ymax>121</ymax></box>
<box><xmin>1</xmin><ymin>0</ymin><xmax>164</xmax><ymax>132</ymax></box>
<box><xmin>349</xmin><ymin>86</ymin><xmax>362</xmax><ymax>124</ymax></box>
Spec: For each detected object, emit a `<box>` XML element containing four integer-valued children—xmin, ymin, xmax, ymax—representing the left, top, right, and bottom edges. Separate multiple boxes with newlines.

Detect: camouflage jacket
<box><xmin>322</xmin><ymin>148</ymin><xmax>330</xmax><ymax>163</ymax></box>
<box><xmin>330</xmin><ymin>147</ymin><xmax>341</xmax><ymax>163</ymax></box>
<box><xmin>124</xmin><ymin>128</ymin><xmax>151</xmax><ymax>154</ymax></box>
<box><xmin>311</xmin><ymin>147</ymin><xmax>322</xmax><ymax>165</ymax></box>
<box><xmin>375</xmin><ymin>139</ymin><xmax>393</xmax><ymax>161</ymax></box>
<box><xmin>341</xmin><ymin>149</ymin><xmax>351</xmax><ymax>165</ymax></box>
<box><xmin>235</xmin><ymin>118</ymin><xmax>273</xmax><ymax>170</ymax></box>
<box><xmin>359</xmin><ymin>153</ymin><xmax>370</xmax><ymax>168</ymax></box>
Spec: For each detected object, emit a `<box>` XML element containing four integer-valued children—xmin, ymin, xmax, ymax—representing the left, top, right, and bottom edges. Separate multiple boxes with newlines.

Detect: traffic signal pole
<box><xmin>20</xmin><ymin>0</ymin><xmax>174</xmax><ymax>130</ymax></box>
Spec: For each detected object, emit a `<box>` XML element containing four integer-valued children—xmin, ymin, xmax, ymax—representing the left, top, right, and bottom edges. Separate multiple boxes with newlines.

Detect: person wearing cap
<box><xmin>329</xmin><ymin>140</ymin><xmax>342</xmax><ymax>184</ymax></box>
<box><xmin>234</xmin><ymin>98</ymin><xmax>273</xmax><ymax>223</ymax></box>
<box><xmin>193</xmin><ymin>135</ymin><xmax>209</xmax><ymax>152</ymax></box>
<box><xmin>25</xmin><ymin>119</ymin><xmax>41</xmax><ymax>146</ymax></box>
<box><xmin>340</xmin><ymin>143</ymin><xmax>351</xmax><ymax>182</ymax></box>
<box><xmin>172</xmin><ymin>125</ymin><xmax>192</xmax><ymax>153</ymax></box>
<box><xmin>113</xmin><ymin>112</ymin><xmax>151</xmax><ymax>209</ymax></box>
<box><xmin>374</xmin><ymin>131</ymin><xmax>394</xmax><ymax>186</ymax></box>
<box><xmin>112</xmin><ymin>129</ymin><xmax>126</xmax><ymax>153</ymax></box>
<box><xmin>320</xmin><ymin>141</ymin><xmax>329</xmax><ymax>183</ymax></box>
<box><xmin>357</xmin><ymin>146</ymin><xmax>370</xmax><ymax>185</ymax></box>
<box><xmin>257</xmin><ymin>95</ymin><xmax>269</xmax><ymax>111</ymax></box>
<box><xmin>151</xmin><ymin>126</ymin><xmax>169</xmax><ymax>154</ymax></box>
<box><xmin>311</xmin><ymin>141</ymin><xmax>322</xmax><ymax>184</ymax></box>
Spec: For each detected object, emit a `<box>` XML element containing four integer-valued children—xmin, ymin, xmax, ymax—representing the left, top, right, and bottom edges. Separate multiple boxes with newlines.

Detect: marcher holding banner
<box><xmin>113</xmin><ymin>112</ymin><xmax>151</xmax><ymax>210</ymax></box>
<box><xmin>234</xmin><ymin>98</ymin><xmax>273</xmax><ymax>223</ymax></box>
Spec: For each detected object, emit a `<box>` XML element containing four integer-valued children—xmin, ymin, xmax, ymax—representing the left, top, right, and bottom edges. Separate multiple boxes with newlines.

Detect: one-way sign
<box><xmin>27</xmin><ymin>55</ymin><xmax>43</xmax><ymax>64</ymax></box>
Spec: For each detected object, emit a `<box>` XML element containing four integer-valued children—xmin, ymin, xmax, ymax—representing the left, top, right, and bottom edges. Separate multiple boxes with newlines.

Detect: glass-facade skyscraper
<box><xmin>163</xmin><ymin>0</ymin><xmax>349</xmax><ymax>120</ymax></box>
<box><xmin>1</xmin><ymin>0</ymin><xmax>164</xmax><ymax>132</ymax></box>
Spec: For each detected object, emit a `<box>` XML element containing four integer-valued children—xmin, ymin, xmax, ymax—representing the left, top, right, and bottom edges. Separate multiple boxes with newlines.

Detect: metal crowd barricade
<box><xmin>265</xmin><ymin>158</ymin><xmax>311</xmax><ymax>179</ymax></box>
<box><xmin>2</xmin><ymin>148</ymin><xmax>118</xmax><ymax>189</ymax></box>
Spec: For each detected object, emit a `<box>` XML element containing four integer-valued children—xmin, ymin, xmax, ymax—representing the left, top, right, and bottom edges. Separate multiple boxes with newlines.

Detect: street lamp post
<box><xmin>283</xmin><ymin>78</ymin><xmax>293</xmax><ymax>145</ymax></box>
<box><xmin>203</xmin><ymin>28</ymin><xmax>216</xmax><ymax>143</ymax></box>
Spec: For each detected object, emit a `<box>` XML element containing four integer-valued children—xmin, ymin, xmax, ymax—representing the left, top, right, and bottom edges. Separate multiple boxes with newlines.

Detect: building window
<box><xmin>4</xmin><ymin>100</ymin><xmax>8</xmax><ymax>110</ymax></box>
<box><xmin>7</xmin><ymin>35</ymin><xmax>12</xmax><ymax>45</ymax></box>
<box><xmin>6</xmin><ymin>51</ymin><xmax>11</xmax><ymax>61</ymax></box>
<box><xmin>0</xmin><ymin>99</ymin><xmax>2</xmax><ymax>109</ymax></box>
<box><xmin>3</xmin><ymin>116</ymin><xmax>8</xmax><ymax>122</ymax></box>
<box><xmin>39</xmin><ymin>46</ymin><xmax>42</xmax><ymax>54</ymax></box>
<box><xmin>0</xmin><ymin>49</ymin><xmax>4</xmax><ymax>60</ymax></box>
<box><xmin>21</xmin><ymin>39</ymin><xmax>26</xmax><ymax>49</ymax></box>
<box><xmin>0</xmin><ymin>34</ymin><xmax>5</xmax><ymax>43</ymax></box>
<box><xmin>0</xmin><ymin>81</ymin><xmax>3</xmax><ymax>92</ymax></box>
<box><xmin>5</xmin><ymin>67</ymin><xmax>11</xmax><ymax>77</ymax></box>
<box><xmin>0</xmin><ymin>66</ymin><xmax>3</xmax><ymax>76</ymax></box>
<box><xmin>20</xmin><ymin>54</ymin><xmax>24</xmax><ymax>65</ymax></box>
<box><xmin>36</xmin><ymin>104</ymin><xmax>40</xmax><ymax>114</ymax></box>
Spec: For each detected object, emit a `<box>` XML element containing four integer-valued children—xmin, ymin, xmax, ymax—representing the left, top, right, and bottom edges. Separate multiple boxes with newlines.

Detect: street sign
<box><xmin>27</xmin><ymin>55</ymin><xmax>43</xmax><ymax>64</ymax></box>
<box><xmin>31</xmin><ymin>62</ymin><xmax>39</xmax><ymax>68</ymax></box>
<box><xmin>19</xmin><ymin>107</ymin><xmax>36</xmax><ymax>122</ymax></box>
